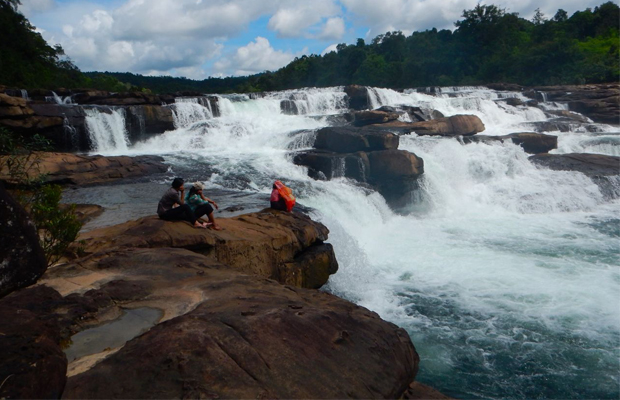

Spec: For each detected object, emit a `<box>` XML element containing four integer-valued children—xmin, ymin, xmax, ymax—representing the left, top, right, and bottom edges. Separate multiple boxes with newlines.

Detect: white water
<box><xmin>85</xmin><ymin>108</ymin><xmax>130</xmax><ymax>153</ymax></box>
<box><xmin>87</xmin><ymin>86</ymin><xmax>619</xmax><ymax>399</ymax></box>
<box><xmin>49</xmin><ymin>91</ymin><xmax>73</xmax><ymax>105</ymax></box>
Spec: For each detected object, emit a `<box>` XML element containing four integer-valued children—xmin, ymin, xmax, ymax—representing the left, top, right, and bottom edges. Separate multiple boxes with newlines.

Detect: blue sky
<box><xmin>19</xmin><ymin>0</ymin><xmax>615</xmax><ymax>79</ymax></box>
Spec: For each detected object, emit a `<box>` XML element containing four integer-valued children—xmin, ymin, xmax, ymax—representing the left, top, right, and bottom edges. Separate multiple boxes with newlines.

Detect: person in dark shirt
<box><xmin>157</xmin><ymin>177</ymin><xmax>207</xmax><ymax>228</ymax></box>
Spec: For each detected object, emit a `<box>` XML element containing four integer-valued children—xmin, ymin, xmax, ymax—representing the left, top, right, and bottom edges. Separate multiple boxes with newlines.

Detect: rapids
<box><xmin>81</xmin><ymin>86</ymin><xmax>619</xmax><ymax>399</ymax></box>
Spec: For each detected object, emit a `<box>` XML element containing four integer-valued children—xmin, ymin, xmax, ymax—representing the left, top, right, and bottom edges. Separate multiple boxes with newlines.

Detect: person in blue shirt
<box><xmin>185</xmin><ymin>182</ymin><xmax>221</xmax><ymax>230</ymax></box>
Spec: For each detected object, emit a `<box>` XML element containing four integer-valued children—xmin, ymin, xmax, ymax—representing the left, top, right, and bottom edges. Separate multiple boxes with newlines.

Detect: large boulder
<box><xmin>463</xmin><ymin>132</ymin><xmax>558</xmax><ymax>154</ymax></box>
<box><xmin>353</xmin><ymin>110</ymin><xmax>400</xmax><ymax>126</ymax></box>
<box><xmin>0</xmin><ymin>286</ymin><xmax>68</xmax><ymax>399</ymax></box>
<box><xmin>0</xmin><ymin>185</ymin><xmax>47</xmax><ymax>298</ymax></box>
<box><xmin>125</xmin><ymin>104</ymin><xmax>175</xmax><ymax>139</ymax></box>
<box><xmin>407</xmin><ymin>114</ymin><xmax>485</xmax><ymax>137</ymax></box>
<box><xmin>344</xmin><ymin>85</ymin><xmax>370</xmax><ymax>110</ymax></box>
<box><xmin>315</xmin><ymin>126</ymin><xmax>399</xmax><ymax>153</ymax></box>
<box><xmin>0</xmin><ymin>152</ymin><xmax>168</xmax><ymax>187</ymax></box>
<box><xmin>59</xmin><ymin>249</ymin><xmax>417</xmax><ymax>399</ymax></box>
<box><xmin>76</xmin><ymin>209</ymin><xmax>337</xmax><ymax>289</ymax></box>
<box><xmin>293</xmin><ymin>150</ymin><xmax>370</xmax><ymax>181</ymax></box>
<box><xmin>367</xmin><ymin>149</ymin><xmax>425</xmax><ymax>208</ymax></box>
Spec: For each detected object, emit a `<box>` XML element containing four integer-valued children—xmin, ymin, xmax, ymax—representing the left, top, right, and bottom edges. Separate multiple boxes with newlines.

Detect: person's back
<box><xmin>157</xmin><ymin>187</ymin><xmax>180</xmax><ymax>216</ymax></box>
<box><xmin>270</xmin><ymin>181</ymin><xmax>290</xmax><ymax>211</ymax></box>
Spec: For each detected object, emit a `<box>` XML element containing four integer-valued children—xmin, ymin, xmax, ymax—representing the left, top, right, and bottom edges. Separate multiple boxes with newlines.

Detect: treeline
<box><xmin>94</xmin><ymin>2</ymin><xmax>620</xmax><ymax>93</ymax></box>
<box><xmin>0</xmin><ymin>0</ymin><xmax>131</xmax><ymax>90</ymax></box>
<box><xmin>1</xmin><ymin>0</ymin><xmax>618</xmax><ymax>93</ymax></box>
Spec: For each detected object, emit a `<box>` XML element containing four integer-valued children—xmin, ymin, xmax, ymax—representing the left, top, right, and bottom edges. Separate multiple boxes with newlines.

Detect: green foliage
<box><xmin>1</xmin><ymin>1</ymin><xmax>617</xmax><ymax>93</ymax></box>
<box><xmin>30</xmin><ymin>185</ymin><xmax>82</xmax><ymax>265</ymax></box>
<box><xmin>0</xmin><ymin>127</ymin><xmax>81</xmax><ymax>266</ymax></box>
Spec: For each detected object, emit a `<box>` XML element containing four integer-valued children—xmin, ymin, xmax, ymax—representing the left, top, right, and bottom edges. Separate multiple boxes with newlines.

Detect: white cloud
<box><xmin>18</xmin><ymin>0</ymin><xmax>55</xmax><ymax>17</ymax></box>
<box><xmin>321</xmin><ymin>43</ymin><xmax>339</xmax><ymax>55</ymax></box>
<box><xmin>267</xmin><ymin>0</ymin><xmax>341</xmax><ymax>38</ymax></box>
<box><xmin>226</xmin><ymin>37</ymin><xmax>296</xmax><ymax>76</ymax></box>
<box><xmin>318</xmin><ymin>17</ymin><xmax>345</xmax><ymax>40</ymax></box>
<box><xmin>339</xmin><ymin>0</ymin><xmax>613</xmax><ymax>38</ymax></box>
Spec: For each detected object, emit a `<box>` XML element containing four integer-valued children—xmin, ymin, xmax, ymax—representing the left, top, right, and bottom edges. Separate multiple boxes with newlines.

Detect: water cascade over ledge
<box><xmin>82</xmin><ymin>86</ymin><xmax>619</xmax><ymax>399</ymax></box>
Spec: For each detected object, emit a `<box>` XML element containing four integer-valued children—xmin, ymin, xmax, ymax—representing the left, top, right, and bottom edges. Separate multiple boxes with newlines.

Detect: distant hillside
<box><xmin>1</xmin><ymin>1</ymin><xmax>618</xmax><ymax>93</ymax></box>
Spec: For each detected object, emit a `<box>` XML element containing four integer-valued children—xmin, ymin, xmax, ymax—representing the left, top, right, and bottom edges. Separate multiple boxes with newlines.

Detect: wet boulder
<box><xmin>125</xmin><ymin>104</ymin><xmax>175</xmax><ymax>139</ymax></box>
<box><xmin>353</xmin><ymin>110</ymin><xmax>400</xmax><ymax>126</ymax></box>
<box><xmin>293</xmin><ymin>150</ymin><xmax>370</xmax><ymax>181</ymax></box>
<box><xmin>367</xmin><ymin>149</ymin><xmax>425</xmax><ymax>209</ymax></box>
<box><xmin>463</xmin><ymin>132</ymin><xmax>558</xmax><ymax>154</ymax></box>
<box><xmin>280</xmin><ymin>99</ymin><xmax>299</xmax><ymax>115</ymax></box>
<box><xmin>407</xmin><ymin>114</ymin><xmax>485</xmax><ymax>137</ymax></box>
<box><xmin>345</xmin><ymin>85</ymin><xmax>370</xmax><ymax>110</ymax></box>
<box><xmin>315</xmin><ymin>126</ymin><xmax>399</xmax><ymax>153</ymax></box>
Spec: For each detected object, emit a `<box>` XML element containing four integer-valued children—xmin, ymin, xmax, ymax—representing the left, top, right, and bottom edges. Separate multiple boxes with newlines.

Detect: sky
<box><xmin>19</xmin><ymin>0</ymin><xmax>615</xmax><ymax>80</ymax></box>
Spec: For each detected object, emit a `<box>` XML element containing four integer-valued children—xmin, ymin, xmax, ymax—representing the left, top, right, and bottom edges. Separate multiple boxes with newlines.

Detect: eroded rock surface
<box><xmin>0</xmin><ymin>152</ymin><xmax>168</xmax><ymax>186</ymax></box>
<box><xmin>77</xmin><ymin>209</ymin><xmax>337</xmax><ymax>289</ymax></box>
<box><xmin>463</xmin><ymin>132</ymin><xmax>558</xmax><ymax>154</ymax></box>
<box><xmin>60</xmin><ymin>251</ymin><xmax>417</xmax><ymax>399</ymax></box>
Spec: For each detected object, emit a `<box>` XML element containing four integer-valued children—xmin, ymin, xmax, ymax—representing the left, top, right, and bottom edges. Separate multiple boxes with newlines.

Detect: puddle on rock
<box><xmin>64</xmin><ymin>307</ymin><xmax>163</xmax><ymax>362</ymax></box>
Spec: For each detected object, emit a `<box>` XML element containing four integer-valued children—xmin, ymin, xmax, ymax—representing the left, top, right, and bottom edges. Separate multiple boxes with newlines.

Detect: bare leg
<box><xmin>207</xmin><ymin>212</ymin><xmax>222</xmax><ymax>230</ymax></box>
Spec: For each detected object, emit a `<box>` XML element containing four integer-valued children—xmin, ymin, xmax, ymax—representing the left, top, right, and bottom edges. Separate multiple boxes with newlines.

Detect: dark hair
<box><xmin>171</xmin><ymin>177</ymin><xmax>184</xmax><ymax>189</ymax></box>
<box><xmin>188</xmin><ymin>186</ymin><xmax>199</xmax><ymax>197</ymax></box>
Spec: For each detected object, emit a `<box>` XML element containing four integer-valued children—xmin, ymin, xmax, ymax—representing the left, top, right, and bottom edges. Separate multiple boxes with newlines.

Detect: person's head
<box><xmin>171</xmin><ymin>177</ymin><xmax>184</xmax><ymax>190</ymax></box>
<box><xmin>189</xmin><ymin>182</ymin><xmax>203</xmax><ymax>197</ymax></box>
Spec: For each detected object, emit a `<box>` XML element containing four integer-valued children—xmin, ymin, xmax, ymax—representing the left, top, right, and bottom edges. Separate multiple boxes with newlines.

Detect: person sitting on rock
<box><xmin>270</xmin><ymin>181</ymin><xmax>289</xmax><ymax>211</ymax></box>
<box><xmin>185</xmin><ymin>182</ymin><xmax>222</xmax><ymax>230</ymax></box>
<box><xmin>157</xmin><ymin>177</ymin><xmax>208</xmax><ymax>228</ymax></box>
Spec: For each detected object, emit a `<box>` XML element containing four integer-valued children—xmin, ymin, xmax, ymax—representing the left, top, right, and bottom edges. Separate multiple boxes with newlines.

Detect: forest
<box><xmin>1</xmin><ymin>0</ymin><xmax>618</xmax><ymax>93</ymax></box>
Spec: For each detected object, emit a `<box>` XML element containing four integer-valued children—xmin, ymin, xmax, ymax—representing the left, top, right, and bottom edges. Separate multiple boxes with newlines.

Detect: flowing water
<box><xmin>82</xmin><ymin>86</ymin><xmax>619</xmax><ymax>399</ymax></box>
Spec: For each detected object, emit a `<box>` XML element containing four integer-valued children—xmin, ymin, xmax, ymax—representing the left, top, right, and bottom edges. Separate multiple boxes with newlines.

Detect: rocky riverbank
<box><xmin>0</xmin><ymin>191</ymin><xmax>439</xmax><ymax>398</ymax></box>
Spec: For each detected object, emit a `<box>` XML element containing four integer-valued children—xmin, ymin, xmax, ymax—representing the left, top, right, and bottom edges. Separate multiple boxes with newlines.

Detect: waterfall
<box><xmin>172</xmin><ymin>97</ymin><xmax>215</xmax><ymax>128</ymax></box>
<box><xmin>20</xmin><ymin>89</ymin><xmax>29</xmax><ymax>100</ymax></box>
<box><xmin>85</xmin><ymin>108</ymin><xmax>130</xmax><ymax>153</ymax></box>
<box><xmin>49</xmin><ymin>91</ymin><xmax>73</xmax><ymax>105</ymax></box>
<box><xmin>90</xmin><ymin>86</ymin><xmax>619</xmax><ymax>399</ymax></box>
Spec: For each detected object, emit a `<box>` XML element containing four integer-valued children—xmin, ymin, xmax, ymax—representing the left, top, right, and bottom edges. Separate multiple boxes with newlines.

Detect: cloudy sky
<box><xmin>20</xmin><ymin>0</ymin><xmax>613</xmax><ymax>79</ymax></box>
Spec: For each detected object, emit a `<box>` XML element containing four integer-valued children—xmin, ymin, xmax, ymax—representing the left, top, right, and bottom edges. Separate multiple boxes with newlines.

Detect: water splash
<box><xmin>85</xmin><ymin>108</ymin><xmax>130</xmax><ymax>153</ymax></box>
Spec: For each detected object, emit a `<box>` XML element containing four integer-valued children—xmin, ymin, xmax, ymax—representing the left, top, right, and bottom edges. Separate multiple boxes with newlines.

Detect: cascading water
<box><xmin>172</xmin><ymin>97</ymin><xmax>215</xmax><ymax>129</ymax></box>
<box><xmin>87</xmin><ymin>86</ymin><xmax>619</xmax><ymax>399</ymax></box>
<box><xmin>85</xmin><ymin>107</ymin><xmax>130</xmax><ymax>153</ymax></box>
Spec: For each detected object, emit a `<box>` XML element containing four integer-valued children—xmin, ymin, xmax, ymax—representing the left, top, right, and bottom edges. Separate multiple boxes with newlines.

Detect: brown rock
<box><xmin>0</xmin><ymin>152</ymin><xmax>168</xmax><ymax>186</ymax></box>
<box><xmin>0</xmin><ymin>185</ymin><xmax>47</xmax><ymax>299</ymax></box>
<box><xmin>315</xmin><ymin>126</ymin><xmax>399</xmax><ymax>153</ymax></box>
<box><xmin>76</xmin><ymin>209</ymin><xmax>336</xmax><ymax>289</ymax></box>
<box><xmin>61</xmin><ymin>251</ymin><xmax>417</xmax><ymax>399</ymax></box>
<box><xmin>354</xmin><ymin>110</ymin><xmax>400</xmax><ymax>126</ymax></box>
<box><xmin>345</xmin><ymin>85</ymin><xmax>371</xmax><ymax>110</ymax></box>
<box><xmin>0</xmin><ymin>286</ymin><xmax>67</xmax><ymax>399</ymax></box>
<box><xmin>463</xmin><ymin>132</ymin><xmax>558</xmax><ymax>154</ymax></box>
<box><xmin>407</xmin><ymin>114</ymin><xmax>485</xmax><ymax>137</ymax></box>
<box><xmin>0</xmin><ymin>93</ymin><xmax>27</xmax><ymax>107</ymax></box>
